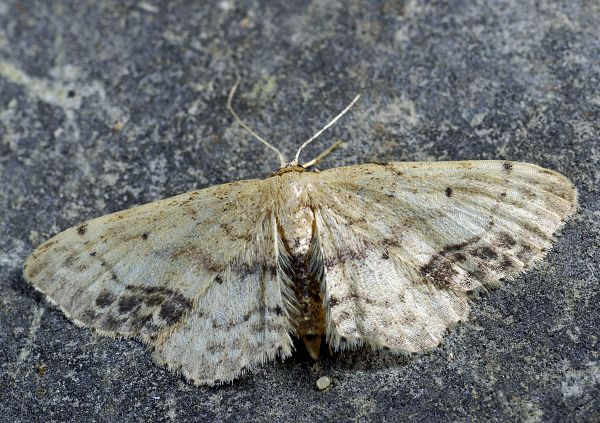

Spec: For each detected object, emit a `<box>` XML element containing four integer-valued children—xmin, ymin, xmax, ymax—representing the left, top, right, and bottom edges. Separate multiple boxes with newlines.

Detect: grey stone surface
<box><xmin>1</xmin><ymin>0</ymin><xmax>599</xmax><ymax>421</ymax></box>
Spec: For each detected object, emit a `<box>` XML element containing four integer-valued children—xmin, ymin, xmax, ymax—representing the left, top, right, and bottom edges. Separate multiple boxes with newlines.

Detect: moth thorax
<box><xmin>280</xmin><ymin>207</ymin><xmax>314</xmax><ymax>256</ymax></box>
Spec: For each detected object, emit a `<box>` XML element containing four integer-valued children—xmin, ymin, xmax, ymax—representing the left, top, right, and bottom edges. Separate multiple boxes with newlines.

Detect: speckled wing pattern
<box><xmin>24</xmin><ymin>180</ymin><xmax>296</xmax><ymax>385</ymax></box>
<box><xmin>312</xmin><ymin>161</ymin><xmax>577</xmax><ymax>352</ymax></box>
<box><xmin>24</xmin><ymin>160</ymin><xmax>577</xmax><ymax>386</ymax></box>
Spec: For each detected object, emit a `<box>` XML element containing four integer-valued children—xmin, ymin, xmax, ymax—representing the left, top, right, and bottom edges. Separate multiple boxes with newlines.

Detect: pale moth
<box><xmin>24</xmin><ymin>81</ymin><xmax>578</xmax><ymax>386</ymax></box>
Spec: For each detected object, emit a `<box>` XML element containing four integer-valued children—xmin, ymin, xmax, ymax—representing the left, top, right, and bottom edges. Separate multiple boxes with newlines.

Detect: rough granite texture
<box><xmin>1</xmin><ymin>1</ymin><xmax>599</xmax><ymax>422</ymax></box>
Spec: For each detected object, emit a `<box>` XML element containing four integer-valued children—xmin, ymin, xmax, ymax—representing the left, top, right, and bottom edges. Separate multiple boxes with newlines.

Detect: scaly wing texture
<box><xmin>23</xmin><ymin>179</ymin><xmax>295</xmax><ymax>385</ymax></box>
<box><xmin>309</xmin><ymin>161</ymin><xmax>577</xmax><ymax>353</ymax></box>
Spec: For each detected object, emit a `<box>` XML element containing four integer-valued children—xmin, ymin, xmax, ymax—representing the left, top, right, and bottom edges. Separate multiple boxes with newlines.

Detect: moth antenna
<box><xmin>227</xmin><ymin>78</ymin><xmax>287</xmax><ymax>168</ymax></box>
<box><xmin>291</xmin><ymin>94</ymin><xmax>360</xmax><ymax>166</ymax></box>
<box><xmin>301</xmin><ymin>140</ymin><xmax>344</xmax><ymax>169</ymax></box>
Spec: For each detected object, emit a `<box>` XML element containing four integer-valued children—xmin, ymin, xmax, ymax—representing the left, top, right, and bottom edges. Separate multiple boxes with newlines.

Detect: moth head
<box><xmin>270</xmin><ymin>164</ymin><xmax>306</xmax><ymax>177</ymax></box>
<box><xmin>227</xmin><ymin>77</ymin><xmax>360</xmax><ymax>172</ymax></box>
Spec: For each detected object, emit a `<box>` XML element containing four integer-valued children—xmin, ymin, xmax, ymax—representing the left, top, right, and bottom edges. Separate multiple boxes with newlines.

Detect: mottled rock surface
<box><xmin>1</xmin><ymin>1</ymin><xmax>598</xmax><ymax>421</ymax></box>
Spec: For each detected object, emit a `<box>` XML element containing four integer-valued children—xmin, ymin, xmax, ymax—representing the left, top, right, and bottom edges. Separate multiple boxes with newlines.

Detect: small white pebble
<box><xmin>138</xmin><ymin>2</ymin><xmax>159</xmax><ymax>13</ymax></box>
<box><xmin>316</xmin><ymin>376</ymin><xmax>331</xmax><ymax>390</ymax></box>
<box><xmin>218</xmin><ymin>1</ymin><xmax>233</xmax><ymax>11</ymax></box>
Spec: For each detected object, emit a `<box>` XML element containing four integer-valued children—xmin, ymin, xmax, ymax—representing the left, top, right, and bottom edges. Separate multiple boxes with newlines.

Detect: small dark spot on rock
<box><xmin>89</xmin><ymin>251</ymin><xmax>97</xmax><ymax>256</ymax></box>
<box><xmin>381</xmin><ymin>251</ymin><xmax>389</xmax><ymax>260</ymax></box>
<box><xmin>503</xmin><ymin>162</ymin><xmax>513</xmax><ymax>173</ymax></box>
<box><xmin>329</xmin><ymin>297</ymin><xmax>339</xmax><ymax>307</ymax></box>
<box><xmin>214</xmin><ymin>275</ymin><xmax>223</xmax><ymax>284</ymax></box>
<box><xmin>445</xmin><ymin>187</ymin><xmax>453</xmax><ymax>197</ymax></box>
<box><xmin>141</xmin><ymin>232</ymin><xmax>149</xmax><ymax>240</ymax></box>
<box><xmin>67</xmin><ymin>90</ymin><xmax>76</xmax><ymax>97</ymax></box>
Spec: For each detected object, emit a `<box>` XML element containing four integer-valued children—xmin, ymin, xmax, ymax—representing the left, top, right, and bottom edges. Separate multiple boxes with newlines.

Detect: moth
<box><xmin>24</xmin><ymin>81</ymin><xmax>578</xmax><ymax>385</ymax></box>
